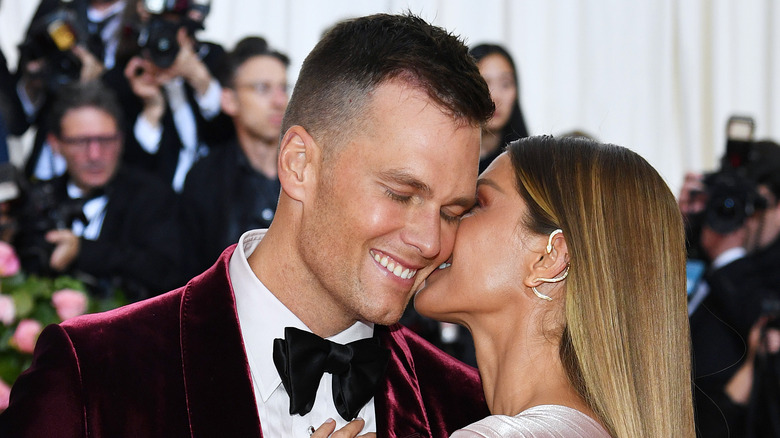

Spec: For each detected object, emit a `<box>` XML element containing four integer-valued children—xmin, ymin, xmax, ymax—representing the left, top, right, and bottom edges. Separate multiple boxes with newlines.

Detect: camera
<box><xmin>695</xmin><ymin>116</ymin><xmax>767</xmax><ymax>234</ymax></box>
<box><xmin>136</xmin><ymin>0</ymin><xmax>211</xmax><ymax>68</ymax></box>
<box><xmin>700</xmin><ymin>169</ymin><xmax>766</xmax><ymax>234</ymax></box>
<box><xmin>13</xmin><ymin>181</ymin><xmax>88</xmax><ymax>276</ymax></box>
<box><xmin>19</xmin><ymin>5</ymin><xmax>87</xmax><ymax>91</ymax></box>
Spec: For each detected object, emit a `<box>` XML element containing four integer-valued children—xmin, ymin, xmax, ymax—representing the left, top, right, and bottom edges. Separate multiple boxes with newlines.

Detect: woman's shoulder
<box><xmin>451</xmin><ymin>404</ymin><xmax>611</xmax><ymax>438</ymax></box>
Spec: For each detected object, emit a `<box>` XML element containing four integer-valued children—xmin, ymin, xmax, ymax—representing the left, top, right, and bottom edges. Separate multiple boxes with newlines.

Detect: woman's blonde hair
<box><xmin>508</xmin><ymin>136</ymin><xmax>694</xmax><ymax>437</ymax></box>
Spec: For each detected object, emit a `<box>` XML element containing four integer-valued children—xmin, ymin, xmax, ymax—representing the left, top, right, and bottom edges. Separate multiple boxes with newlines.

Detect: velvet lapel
<box><xmin>180</xmin><ymin>247</ymin><xmax>263</xmax><ymax>437</ymax></box>
<box><xmin>375</xmin><ymin>325</ymin><xmax>431</xmax><ymax>438</ymax></box>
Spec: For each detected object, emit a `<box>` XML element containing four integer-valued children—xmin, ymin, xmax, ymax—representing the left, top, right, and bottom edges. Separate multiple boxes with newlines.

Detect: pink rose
<box><xmin>0</xmin><ymin>377</ymin><xmax>10</xmax><ymax>412</ymax></box>
<box><xmin>51</xmin><ymin>289</ymin><xmax>88</xmax><ymax>321</ymax></box>
<box><xmin>0</xmin><ymin>242</ymin><xmax>19</xmax><ymax>277</ymax></box>
<box><xmin>12</xmin><ymin>319</ymin><xmax>42</xmax><ymax>354</ymax></box>
<box><xmin>0</xmin><ymin>294</ymin><xmax>15</xmax><ymax>326</ymax></box>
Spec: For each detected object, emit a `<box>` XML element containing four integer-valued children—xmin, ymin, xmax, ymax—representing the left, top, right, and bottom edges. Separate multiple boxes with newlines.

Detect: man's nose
<box><xmin>402</xmin><ymin>207</ymin><xmax>442</xmax><ymax>259</ymax></box>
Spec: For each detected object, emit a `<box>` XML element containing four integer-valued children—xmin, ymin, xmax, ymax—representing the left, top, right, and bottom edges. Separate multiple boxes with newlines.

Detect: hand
<box><xmin>125</xmin><ymin>56</ymin><xmax>166</xmax><ymax>126</ymax></box>
<box><xmin>72</xmin><ymin>45</ymin><xmax>105</xmax><ymax>82</ymax></box>
<box><xmin>159</xmin><ymin>28</ymin><xmax>212</xmax><ymax>96</ymax></box>
<box><xmin>724</xmin><ymin>317</ymin><xmax>780</xmax><ymax>405</ymax></box>
<box><xmin>45</xmin><ymin>229</ymin><xmax>80</xmax><ymax>272</ymax></box>
<box><xmin>678</xmin><ymin>172</ymin><xmax>707</xmax><ymax>215</ymax></box>
<box><xmin>310</xmin><ymin>418</ymin><xmax>376</xmax><ymax>438</ymax></box>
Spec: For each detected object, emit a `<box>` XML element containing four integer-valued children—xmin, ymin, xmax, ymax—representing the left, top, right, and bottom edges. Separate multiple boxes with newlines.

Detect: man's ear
<box><xmin>220</xmin><ymin>88</ymin><xmax>238</xmax><ymax>116</ymax></box>
<box><xmin>278</xmin><ymin>125</ymin><xmax>320</xmax><ymax>202</ymax></box>
<box><xmin>523</xmin><ymin>231</ymin><xmax>570</xmax><ymax>290</ymax></box>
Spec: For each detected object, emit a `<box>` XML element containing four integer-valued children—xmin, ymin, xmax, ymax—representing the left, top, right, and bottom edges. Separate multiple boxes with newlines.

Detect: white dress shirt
<box><xmin>229</xmin><ymin>229</ymin><xmax>378</xmax><ymax>436</ymax></box>
<box><xmin>66</xmin><ymin>182</ymin><xmax>107</xmax><ymax>240</ymax></box>
<box><xmin>133</xmin><ymin>77</ymin><xmax>221</xmax><ymax>192</ymax></box>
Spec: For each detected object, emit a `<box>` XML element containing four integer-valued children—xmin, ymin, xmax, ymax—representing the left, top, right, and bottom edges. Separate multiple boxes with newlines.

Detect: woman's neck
<box><xmin>470</xmin><ymin>319</ymin><xmax>588</xmax><ymax>417</ymax></box>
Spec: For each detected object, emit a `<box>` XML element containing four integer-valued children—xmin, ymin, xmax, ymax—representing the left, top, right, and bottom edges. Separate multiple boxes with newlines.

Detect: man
<box><xmin>114</xmin><ymin>0</ymin><xmax>231</xmax><ymax>192</ymax></box>
<box><xmin>0</xmin><ymin>13</ymin><xmax>494</xmax><ymax>437</ymax></box>
<box><xmin>11</xmin><ymin>80</ymin><xmax>184</xmax><ymax>300</ymax></box>
<box><xmin>686</xmin><ymin>140</ymin><xmax>780</xmax><ymax>437</ymax></box>
<box><xmin>180</xmin><ymin>36</ymin><xmax>288</xmax><ymax>277</ymax></box>
<box><xmin>18</xmin><ymin>0</ymin><xmax>126</xmax><ymax>180</ymax></box>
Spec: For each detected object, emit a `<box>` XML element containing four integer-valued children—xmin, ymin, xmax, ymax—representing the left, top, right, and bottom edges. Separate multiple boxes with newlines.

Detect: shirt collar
<box><xmin>712</xmin><ymin>246</ymin><xmax>746</xmax><ymax>270</ymax></box>
<box><xmin>229</xmin><ymin>229</ymin><xmax>374</xmax><ymax>403</ymax></box>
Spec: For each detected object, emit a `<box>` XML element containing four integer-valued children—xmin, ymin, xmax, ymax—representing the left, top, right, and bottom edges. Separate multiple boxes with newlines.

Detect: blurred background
<box><xmin>1</xmin><ymin>0</ymin><xmax>777</xmax><ymax>194</ymax></box>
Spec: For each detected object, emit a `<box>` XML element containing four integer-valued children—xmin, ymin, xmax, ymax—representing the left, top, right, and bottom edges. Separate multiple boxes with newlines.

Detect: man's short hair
<box><xmin>48</xmin><ymin>80</ymin><xmax>124</xmax><ymax>138</ymax></box>
<box><xmin>282</xmin><ymin>12</ymin><xmax>494</xmax><ymax>146</ymax></box>
<box><xmin>218</xmin><ymin>36</ymin><xmax>290</xmax><ymax>88</ymax></box>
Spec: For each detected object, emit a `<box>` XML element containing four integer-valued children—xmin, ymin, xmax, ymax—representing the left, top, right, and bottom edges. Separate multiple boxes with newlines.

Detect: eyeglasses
<box><xmin>235</xmin><ymin>82</ymin><xmax>291</xmax><ymax>97</ymax></box>
<box><xmin>59</xmin><ymin>134</ymin><xmax>121</xmax><ymax>150</ymax></box>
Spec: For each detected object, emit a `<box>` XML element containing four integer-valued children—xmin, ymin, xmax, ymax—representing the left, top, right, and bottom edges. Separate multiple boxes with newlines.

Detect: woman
<box><xmin>415</xmin><ymin>136</ymin><xmax>695</xmax><ymax>437</ymax></box>
<box><xmin>470</xmin><ymin>44</ymin><xmax>529</xmax><ymax>173</ymax></box>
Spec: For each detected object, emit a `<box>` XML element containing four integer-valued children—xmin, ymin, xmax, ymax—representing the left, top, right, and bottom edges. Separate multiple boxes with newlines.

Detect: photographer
<box><xmin>17</xmin><ymin>0</ymin><xmax>126</xmax><ymax>180</ymax></box>
<box><xmin>685</xmin><ymin>136</ymin><xmax>780</xmax><ymax>437</ymax></box>
<box><xmin>12</xmin><ymin>81</ymin><xmax>185</xmax><ymax>301</ymax></box>
<box><xmin>103</xmin><ymin>0</ymin><xmax>231</xmax><ymax>192</ymax></box>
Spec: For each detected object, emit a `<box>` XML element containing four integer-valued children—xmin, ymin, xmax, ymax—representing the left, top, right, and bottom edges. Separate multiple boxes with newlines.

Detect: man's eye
<box><xmin>386</xmin><ymin>190</ymin><xmax>412</xmax><ymax>203</ymax></box>
<box><xmin>440</xmin><ymin>211</ymin><xmax>461</xmax><ymax>224</ymax></box>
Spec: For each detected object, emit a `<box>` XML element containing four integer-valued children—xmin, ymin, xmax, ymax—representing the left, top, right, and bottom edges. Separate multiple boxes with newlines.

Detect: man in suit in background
<box><xmin>181</xmin><ymin>36</ymin><xmax>288</xmax><ymax>278</ymax></box>
<box><xmin>11</xmin><ymin>80</ymin><xmax>184</xmax><ymax>301</ymax></box>
<box><xmin>1</xmin><ymin>13</ymin><xmax>495</xmax><ymax>437</ymax></box>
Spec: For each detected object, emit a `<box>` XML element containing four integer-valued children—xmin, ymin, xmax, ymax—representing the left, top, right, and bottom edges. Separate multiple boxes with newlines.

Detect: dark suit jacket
<box><xmin>13</xmin><ymin>167</ymin><xmax>186</xmax><ymax>299</ymax></box>
<box><xmin>0</xmin><ymin>246</ymin><xmax>489</xmax><ymax>437</ymax></box>
<box><xmin>180</xmin><ymin>139</ymin><xmax>280</xmax><ymax>277</ymax></box>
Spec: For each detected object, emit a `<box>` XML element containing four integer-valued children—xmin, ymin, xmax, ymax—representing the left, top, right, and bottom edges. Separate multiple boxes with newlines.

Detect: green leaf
<box><xmin>10</xmin><ymin>291</ymin><xmax>34</xmax><ymax>319</ymax></box>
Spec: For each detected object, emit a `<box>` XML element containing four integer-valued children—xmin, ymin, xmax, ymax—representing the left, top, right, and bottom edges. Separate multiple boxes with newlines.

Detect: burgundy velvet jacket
<box><xmin>0</xmin><ymin>246</ymin><xmax>489</xmax><ymax>437</ymax></box>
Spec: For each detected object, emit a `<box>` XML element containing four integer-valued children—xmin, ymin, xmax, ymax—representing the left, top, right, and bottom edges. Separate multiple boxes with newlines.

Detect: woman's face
<box><xmin>415</xmin><ymin>153</ymin><xmax>541</xmax><ymax>323</ymax></box>
<box><xmin>478</xmin><ymin>53</ymin><xmax>518</xmax><ymax>133</ymax></box>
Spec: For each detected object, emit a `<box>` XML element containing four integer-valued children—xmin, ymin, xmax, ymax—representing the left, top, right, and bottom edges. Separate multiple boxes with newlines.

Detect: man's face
<box><xmin>225</xmin><ymin>55</ymin><xmax>288</xmax><ymax>144</ymax></box>
<box><xmin>50</xmin><ymin>107</ymin><xmax>122</xmax><ymax>192</ymax></box>
<box><xmin>297</xmin><ymin>81</ymin><xmax>481</xmax><ymax>327</ymax></box>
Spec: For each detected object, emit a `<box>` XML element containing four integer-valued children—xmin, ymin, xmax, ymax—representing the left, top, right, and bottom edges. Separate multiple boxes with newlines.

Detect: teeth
<box><xmin>370</xmin><ymin>251</ymin><xmax>418</xmax><ymax>280</ymax></box>
<box><xmin>438</xmin><ymin>262</ymin><xmax>452</xmax><ymax>270</ymax></box>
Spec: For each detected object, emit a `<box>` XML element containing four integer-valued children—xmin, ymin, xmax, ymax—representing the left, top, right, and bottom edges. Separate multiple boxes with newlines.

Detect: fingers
<box><xmin>72</xmin><ymin>45</ymin><xmax>105</xmax><ymax>81</ymax></box>
<box><xmin>310</xmin><ymin>418</ymin><xmax>367</xmax><ymax>438</ymax></box>
<box><xmin>46</xmin><ymin>229</ymin><xmax>80</xmax><ymax>272</ymax></box>
<box><xmin>765</xmin><ymin>328</ymin><xmax>780</xmax><ymax>354</ymax></box>
<box><xmin>309</xmin><ymin>419</ymin><xmax>337</xmax><ymax>438</ymax></box>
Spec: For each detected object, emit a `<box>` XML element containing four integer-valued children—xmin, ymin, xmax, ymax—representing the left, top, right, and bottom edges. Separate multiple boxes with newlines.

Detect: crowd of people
<box><xmin>0</xmin><ymin>1</ymin><xmax>776</xmax><ymax>437</ymax></box>
<box><xmin>1</xmin><ymin>0</ymin><xmax>290</xmax><ymax>300</ymax></box>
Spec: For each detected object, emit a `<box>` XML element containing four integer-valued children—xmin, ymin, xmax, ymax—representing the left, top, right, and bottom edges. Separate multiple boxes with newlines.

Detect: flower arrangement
<box><xmin>0</xmin><ymin>242</ymin><xmax>127</xmax><ymax>411</ymax></box>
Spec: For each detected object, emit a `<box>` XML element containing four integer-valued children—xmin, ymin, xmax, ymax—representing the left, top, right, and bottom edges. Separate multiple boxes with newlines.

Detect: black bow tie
<box><xmin>273</xmin><ymin>327</ymin><xmax>390</xmax><ymax>421</ymax></box>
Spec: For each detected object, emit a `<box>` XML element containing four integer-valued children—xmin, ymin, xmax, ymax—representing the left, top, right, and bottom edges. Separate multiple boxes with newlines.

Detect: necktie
<box><xmin>273</xmin><ymin>327</ymin><xmax>390</xmax><ymax>421</ymax></box>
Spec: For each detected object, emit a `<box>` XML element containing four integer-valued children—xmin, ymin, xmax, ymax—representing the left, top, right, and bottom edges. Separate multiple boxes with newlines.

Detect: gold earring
<box><xmin>546</xmin><ymin>229</ymin><xmax>563</xmax><ymax>253</ymax></box>
<box><xmin>537</xmin><ymin>264</ymin><xmax>570</xmax><ymax>284</ymax></box>
<box><xmin>532</xmin><ymin>286</ymin><xmax>553</xmax><ymax>301</ymax></box>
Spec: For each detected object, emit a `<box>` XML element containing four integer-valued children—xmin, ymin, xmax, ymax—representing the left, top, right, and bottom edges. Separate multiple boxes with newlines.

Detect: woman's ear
<box><xmin>523</xmin><ymin>230</ymin><xmax>569</xmax><ymax>290</ymax></box>
<box><xmin>278</xmin><ymin>125</ymin><xmax>320</xmax><ymax>202</ymax></box>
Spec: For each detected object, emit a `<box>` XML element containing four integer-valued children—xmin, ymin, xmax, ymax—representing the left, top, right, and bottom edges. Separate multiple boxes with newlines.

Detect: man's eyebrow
<box><xmin>379</xmin><ymin>169</ymin><xmax>432</xmax><ymax>196</ymax></box>
<box><xmin>379</xmin><ymin>169</ymin><xmax>475</xmax><ymax>208</ymax></box>
<box><xmin>477</xmin><ymin>177</ymin><xmax>504</xmax><ymax>194</ymax></box>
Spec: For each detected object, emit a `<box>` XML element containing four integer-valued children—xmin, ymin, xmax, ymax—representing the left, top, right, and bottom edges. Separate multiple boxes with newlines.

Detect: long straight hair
<box><xmin>508</xmin><ymin>136</ymin><xmax>695</xmax><ymax>437</ymax></box>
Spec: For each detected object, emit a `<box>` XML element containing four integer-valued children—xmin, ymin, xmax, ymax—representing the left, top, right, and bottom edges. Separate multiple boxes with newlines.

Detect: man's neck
<box><xmin>247</xmin><ymin>224</ymin><xmax>357</xmax><ymax>338</ymax></box>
